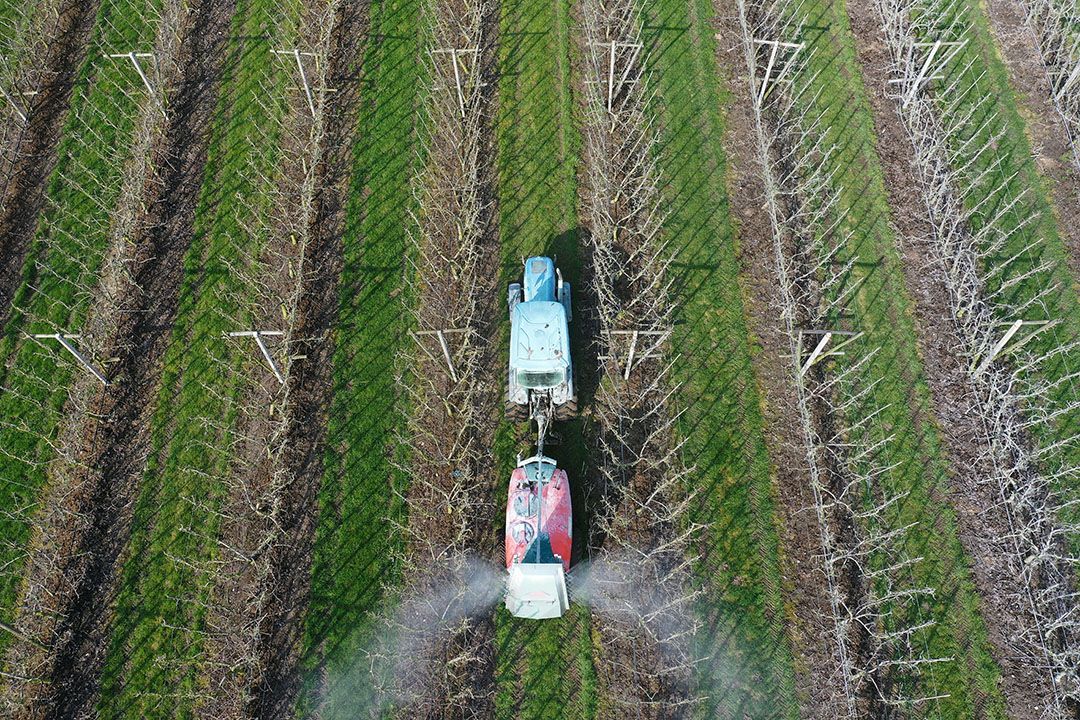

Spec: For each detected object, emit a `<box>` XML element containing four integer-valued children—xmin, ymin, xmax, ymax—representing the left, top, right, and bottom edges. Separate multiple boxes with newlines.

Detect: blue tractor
<box><xmin>506</xmin><ymin>257</ymin><xmax>576</xmax><ymax>423</ymax></box>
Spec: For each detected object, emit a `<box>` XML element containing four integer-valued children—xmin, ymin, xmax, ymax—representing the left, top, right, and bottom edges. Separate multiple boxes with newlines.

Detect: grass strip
<box><xmin>296</xmin><ymin>0</ymin><xmax>422</xmax><ymax>715</ymax></box>
<box><xmin>0</xmin><ymin>0</ymin><xmax>163</xmax><ymax>661</ymax></box>
<box><xmin>492</xmin><ymin>1</ymin><xmax>597</xmax><ymax>718</ymax></box>
<box><xmin>93</xmin><ymin>1</ymin><xmax>299</xmax><ymax>715</ymax></box>
<box><xmin>642</xmin><ymin>0</ymin><xmax>800</xmax><ymax>716</ymax></box>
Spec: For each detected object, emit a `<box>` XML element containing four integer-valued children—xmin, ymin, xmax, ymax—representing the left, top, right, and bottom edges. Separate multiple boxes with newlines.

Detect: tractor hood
<box><xmin>510</xmin><ymin>302</ymin><xmax>570</xmax><ymax>371</ymax></box>
<box><xmin>505</xmin><ymin>561</ymin><xmax>569</xmax><ymax>620</ymax></box>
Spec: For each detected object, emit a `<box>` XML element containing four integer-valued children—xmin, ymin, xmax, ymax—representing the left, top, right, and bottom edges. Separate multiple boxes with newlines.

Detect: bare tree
<box><xmin>734</xmin><ymin>0</ymin><xmax>953</xmax><ymax>715</ymax></box>
<box><xmin>1019</xmin><ymin>0</ymin><xmax>1080</xmax><ymax>170</ymax></box>
<box><xmin>579</xmin><ymin>1</ymin><xmax>704</xmax><ymax>716</ymax></box>
<box><xmin>873</xmin><ymin>0</ymin><xmax>1080</xmax><ymax>712</ymax></box>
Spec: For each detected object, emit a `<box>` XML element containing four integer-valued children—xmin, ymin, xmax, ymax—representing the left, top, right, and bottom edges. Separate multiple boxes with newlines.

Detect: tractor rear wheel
<box><xmin>505</xmin><ymin>398</ymin><xmax>527</xmax><ymax>422</ymax></box>
<box><xmin>555</xmin><ymin>396</ymin><xmax>578</xmax><ymax>421</ymax></box>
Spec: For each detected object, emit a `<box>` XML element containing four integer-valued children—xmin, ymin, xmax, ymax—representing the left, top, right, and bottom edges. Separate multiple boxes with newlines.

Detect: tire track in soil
<box><xmin>843</xmin><ymin>0</ymin><xmax>1055</xmax><ymax>714</ymax></box>
<box><xmin>0</xmin><ymin>0</ymin><xmax>101</xmax><ymax>327</ymax></box>
<box><xmin>7</xmin><ymin>1</ymin><xmax>235</xmax><ymax>716</ymax></box>
<box><xmin>982</xmin><ymin>0</ymin><xmax>1080</xmax><ymax>283</ymax></box>
<box><xmin>708</xmin><ymin>7</ymin><xmax>844</xmax><ymax>719</ymax></box>
<box><xmin>249</xmin><ymin>4</ymin><xmax>371</xmax><ymax>718</ymax></box>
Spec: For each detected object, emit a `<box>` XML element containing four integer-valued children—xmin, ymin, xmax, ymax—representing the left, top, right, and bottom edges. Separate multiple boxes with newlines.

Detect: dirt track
<box><xmin>843</xmin><ymin>0</ymin><xmax>1057</xmax><ymax>714</ymax></box>
<box><xmin>0</xmin><ymin>1</ymin><xmax>100</xmax><ymax>327</ymax></box>
<box><xmin>3</xmin><ymin>1</ymin><xmax>234</xmax><ymax>716</ymax></box>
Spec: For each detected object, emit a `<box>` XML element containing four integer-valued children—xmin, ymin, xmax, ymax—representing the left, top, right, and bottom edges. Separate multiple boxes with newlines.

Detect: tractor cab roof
<box><xmin>523</xmin><ymin>256</ymin><xmax>557</xmax><ymax>302</ymax></box>
<box><xmin>510</xmin><ymin>301</ymin><xmax>570</xmax><ymax>370</ymax></box>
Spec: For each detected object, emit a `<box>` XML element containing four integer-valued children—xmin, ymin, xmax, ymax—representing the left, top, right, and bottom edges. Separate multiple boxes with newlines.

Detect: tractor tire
<box><xmin>555</xmin><ymin>397</ymin><xmax>578</xmax><ymax>421</ymax></box>
<box><xmin>505</xmin><ymin>398</ymin><xmax>527</xmax><ymax>422</ymax></box>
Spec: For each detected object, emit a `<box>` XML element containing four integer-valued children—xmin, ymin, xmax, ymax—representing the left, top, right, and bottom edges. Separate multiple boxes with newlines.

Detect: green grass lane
<box><xmin>792</xmin><ymin>0</ymin><xmax>1010</xmax><ymax>712</ymax></box>
<box><xmin>296</xmin><ymin>0</ymin><xmax>422</xmax><ymax>716</ymax></box>
<box><xmin>644</xmin><ymin>1</ymin><xmax>799</xmax><ymax>716</ymax></box>
<box><xmin>493</xmin><ymin>1</ymin><xmax>597</xmax><ymax>718</ymax></box>
<box><xmin>0</xmin><ymin>0</ymin><xmax>163</xmax><ymax>661</ymax></box>
<box><xmin>94</xmin><ymin>1</ymin><xmax>299</xmax><ymax>716</ymax></box>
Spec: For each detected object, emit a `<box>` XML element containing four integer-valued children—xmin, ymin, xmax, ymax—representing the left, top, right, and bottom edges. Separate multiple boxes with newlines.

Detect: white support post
<box><xmin>409</xmin><ymin>329</ymin><xmax>467</xmax><ymax>382</ymax></box>
<box><xmin>0</xmin><ymin>82</ymin><xmax>27</xmax><ymax>124</ymax></box>
<box><xmin>752</xmin><ymin>39</ymin><xmax>804</xmax><ymax>105</ymax></box>
<box><xmin>228</xmin><ymin>330</ymin><xmax>286</xmax><ymax>384</ymax></box>
<box><xmin>1056</xmin><ymin>59</ymin><xmax>1080</xmax><ymax>100</ymax></box>
<box><xmin>30</xmin><ymin>333</ymin><xmax>108</xmax><ymax>385</ymax></box>
<box><xmin>623</xmin><ymin>330</ymin><xmax>639</xmax><ymax>380</ymax></box>
<box><xmin>602</xmin><ymin>330</ymin><xmax>669</xmax><ymax>379</ymax></box>
<box><xmin>432</xmin><ymin>48</ymin><xmax>480</xmax><ymax>118</ymax></box>
<box><xmin>272</xmin><ymin>49</ymin><xmax>318</xmax><ymax>117</ymax></box>
<box><xmin>106</xmin><ymin>52</ymin><xmax>165</xmax><ymax>116</ymax></box>
<box><xmin>797</xmin><ymin>329</ymin><xmax>863</xmax><ymax>375</ymax></box>
<box><xmin>973</xmin><ymin>319</ymin><xmax>1056</xmax><ymax>376</ymax></box>
<box><xmin>586</xmin><ymin>40</ymin><xmax>643</xmax><ymax>112</ymax></box>
<box><xmin>890</xmin><ymin>39</ymin><xmax>968</xmax><ymax>107</ymax></box>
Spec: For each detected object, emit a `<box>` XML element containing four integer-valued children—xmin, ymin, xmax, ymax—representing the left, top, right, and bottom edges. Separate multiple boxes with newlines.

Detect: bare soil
<box><xmin>0</xmin><ymin>0</ymin><xmax>100</xmax><ymax>327</ymax></box>
<box><xmin>844</xmin><ymin>1</ymin><xmax>1057</xmax><ymax>715</ymax></box>
<box><xmin>982</xmin><ymin>0</ymin><xmax>1080</xmax><ymax>281</ymax></box>
<box><xmin>3</xmin><ymin>1</ymin><xmax>236</xmax><ymax>716</ymax></box>
<box><xmin>709</xmin><ymin>5</ymin><xmax>851</xmax><ymax>718</ymax></box>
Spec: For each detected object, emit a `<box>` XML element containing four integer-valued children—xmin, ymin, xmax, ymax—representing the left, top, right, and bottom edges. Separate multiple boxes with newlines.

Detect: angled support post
<box><xmin>973</xmin><ymin>319</ymin><xmax>1057</xmax><ymax>376</ymax></box>
<box><xmin>796</xmin><ymin>329</ymin><xmax>863</xmax><ymax>376</ymax></box>
<box><xmin>0</xmin><ymin>82</ymin><xmax>28</xmax><ymax>124</ymax></box>
<box><xmin>410</xmin><ymin>329</ymin><xmax>467</xmax><ymax>382</ymax></box>
<box><xmin>586</xmin><ymin>40</ymin><xmax>643</xmax><ymax>112</ymax></box>
<box><xmin>1055</xmin><ymin>59</ymin><xmax>1080</xmax><ymax>100</ymax></box>
<box><xmin>603</xmin><ymin>329</ymin><xmax>669</xmax><ymax>380</ymax></box>
<box><xmin>272</xmin><ymin>49</ymin><xmax>319</xmax><ymax>117</ymax></box>
<box><xmin>30</xmin><ymin>333</ymin><xmax>108</xmax><ymax>385</ymax></box>
<box><xmin>106</xmin><ymin>51</ymin><xmax>165</xmax><ymax>116</ymax></box>
<box><xmin>752</xmin><ymin>39</ymin><xmax>804</xmax><ymax>105</ymax></box>
<box><xmin>432</xmin><ymin>47</ymin><xmax>480</xmax><ymax>117</ymax></box>
<box><xmin>891</xmin><ymin>39</ymin><xmax>968</xmax><ymax>107</ymax></box>
<box><xmin>228</xmin><ymin>330</ymin><xmax>286</xmax><ymax>384</ymax></box>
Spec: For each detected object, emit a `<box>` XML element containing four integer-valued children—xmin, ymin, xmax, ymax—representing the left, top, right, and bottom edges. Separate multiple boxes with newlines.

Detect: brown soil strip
<box><xmin>843</xmin><ymin>0</ymin><xmax>1056</xmax><ymax>714</ymax></box>
<box><xmin>710</xmin><ymin>6</ymin><xmax>848</xmax><ymax>717</ymax></box>
<box><xmin>3</xmin><ymin>1</ymin><xmax>235</xmax><ymax>716</ymax></box>
<box><xmin>0</xmin><ymin>1</ymin><xmax>101</xmax><ymax>327</ymax></box>
<box><xmin>983</xmin><ymin>0</ymin><xmax>1080</xmax><ymax>280</ymax></box>
<box><xmin>248</xmin><ymin>3</ymin><xmax>370</xmax><ymax>717</ymax></box>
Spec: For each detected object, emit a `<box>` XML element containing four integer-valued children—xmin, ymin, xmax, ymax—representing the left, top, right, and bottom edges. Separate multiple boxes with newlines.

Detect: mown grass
<box><xmin>0</xmin><ymin>0</ymin><xmax>163</xmax><ymax>661</ymax></box>
<box><xmin>493</xmin><ymin>0</ymin><xmax>597</xmax><ymax>717</ymax></box>
<box><xmin>94</xmin><ymin>1</ymin><xmax>298</xmax><ymax>715</ymax></box>
<box><xmin>296</xmin><ymin>0</ymin><xmax>422</xmax><ymax>716</ymax></box>
<box><xmin>781</xmin><ymin>0</ymin><xmax>1012</xmax><ymax>712</ymax></box>
<box><xmin>643</xmin><ymin>0</ymin><xmax>800</xmax><ymax>716</ymax></box>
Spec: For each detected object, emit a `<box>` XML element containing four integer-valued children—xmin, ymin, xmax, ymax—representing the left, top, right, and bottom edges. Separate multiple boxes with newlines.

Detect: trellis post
<box><xmin>106</xmin><ymin>51</ymin><xmax>165</xmax><ymax>116</ymax></box>
<box><xmin>0</xmin><ymin>82</ymin><xmax>28</xmax><ymax>124</ymax></box>
<box><xmin>271</xmin><ymin>48</ymin><xmax>319</xmax><ymax>117</ymax></box>
<box><xmin>30</xmin><ymin>332</ymin><xmax>108</xmax><ymax>385</ymax></box>
<box><xmin>752</xmin><ymin>39</ymin><xmax>804</xmax><ymax>105</ymax></box>
<box><xmin>972</xmin><ymin>319</ymin><xmax>1056</xmax><ymax>376</ymax></box>
<box><xmin>890</xmin><ymin>39</ymin><xmax>968</xmax><ymax>107</ymax></box>
<box><xmin>227</xmin><ymin>330</ymin><xmax>286</xmax><ymax>384</ymax></box>
<box><xmin>432</xmin><ymin>47</ymin><xmax>479</xmax><ymax>117</ymax></box>
<box><xmin>603</xmin><ymin>329</ymin><xmax>669</xmax><ymax>380</ymax></box>
<box><xmin>796</xmin><ymin>329</ymin><xmax>863</xmax><ymax>376</ymax></box>
<box><xmin>409</xmin><ymin>329</ymin><xmax>467</xmax><ymax>382</ymax></box>
<box><xmin>586</xmin><ymin>40</ymin><xmax>643</xmax><ymax>112</ymax></box>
